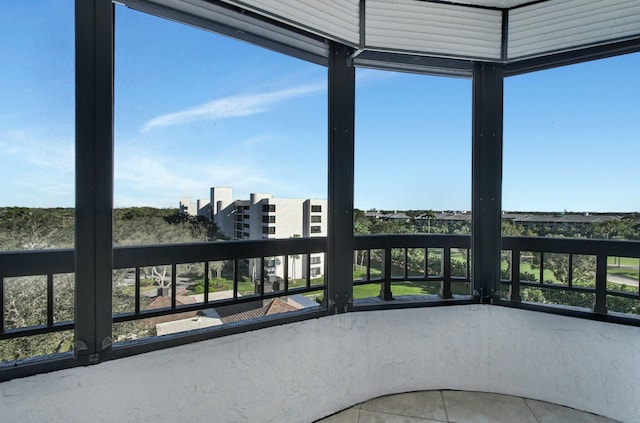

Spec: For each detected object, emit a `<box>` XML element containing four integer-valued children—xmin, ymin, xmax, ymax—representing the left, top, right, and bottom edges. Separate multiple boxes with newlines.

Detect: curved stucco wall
<box><xmin>1</xmin><ymin>305</ymin><xmax>639</xmax><ymax>422</ymax></box>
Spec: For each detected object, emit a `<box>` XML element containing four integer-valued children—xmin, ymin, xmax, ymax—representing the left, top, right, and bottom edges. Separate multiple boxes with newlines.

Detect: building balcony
<box><xmin>1</xmin><ymin>235</ymin><xmax>639</xmax><ymax>421</ymax></box>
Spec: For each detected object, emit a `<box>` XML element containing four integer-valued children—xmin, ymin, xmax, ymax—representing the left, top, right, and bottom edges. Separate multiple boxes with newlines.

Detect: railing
<box><xmin>353</xmin><ymin>234</ymin><xmax>471</xmax><ymax>302</ymax></box>
<box><xmin>500</xmin><ymin>236</ymin><xmax>640</xmax><ymax>322</ymax></box>
<box><xmin>0</xmin><ymin>238</ymin><xmax>327</xmax><ymax>345</ymax></box>
<box><xmin>111</xmin><ymin>238</ymin><xmax>327</xmax><ymax>328</ymax></box>
<box><xmin>3</xmin><ymin>234</ymin><xmax>640</xmax><ymax>381</ymax></box>
<box><xmin>0</xmin><ymin>249</ymin><xmax>75</xmax><ymax>339</ymax></box>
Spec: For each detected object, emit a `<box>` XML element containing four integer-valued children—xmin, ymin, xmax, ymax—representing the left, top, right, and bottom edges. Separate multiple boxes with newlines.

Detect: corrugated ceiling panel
<box><xmin>141</xmin><ymin>0</ymin><xmax>331</xmax><ymax>62</ymax></box>
<box><xmin>365</xmin><ymin>0</ymin><xmax>502</xmax><ymax>60</ymax></box>
<box><xmin>220</xmin><ymin>0</ymin><xmax>360</xmax><ymax>45</ymax></box>
<box><xmin>509</xmin><ymin>0</ymin><xmax>640</xmax><ymax>59</ymax></box>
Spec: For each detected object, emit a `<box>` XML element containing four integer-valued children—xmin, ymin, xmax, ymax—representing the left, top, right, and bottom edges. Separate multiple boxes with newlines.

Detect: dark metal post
<box><xmin>510</xmin><ymin>249</ymin><xmax>521</xmax><ymax>302</ymax></box>
<box><xmin>471</xmin><ymin>63</ymin><xmax>503</xmax><ymax>303</ymax></box>
<box><xmin>379</xmin><ymin>247</ymin><xmax>393</xmax><ymax>301</ymax></box>
<box><xmin>327</xmin><ymin>43</ymin><xmax>355</xmax><ymax>314</ymax></box>
<box><xmin>440</xmin><ymin>248</ymin><xmax>453</xmax><ymax>299</ymax></box>
<box><xmin>75</xmin><ymin>0</ymin><xmax>114</xmax><ymax>362</ymax></box>
<box><xmin>594</xmin><ymin>253</ymin><xmax>608</xmax><ymax>314</ymax></box>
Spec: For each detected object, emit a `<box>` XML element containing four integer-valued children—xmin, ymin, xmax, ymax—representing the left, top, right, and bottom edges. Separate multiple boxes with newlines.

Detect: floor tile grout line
<box><xmin>360</xmin><ymin>392</ymin><xmax>449</xmax><ymax>421</ymax></box>
<box><xmin>523</xmin><ymin>397</ymin><xmax>541</xmax><ymax>423</ymax></box>
<box><xmin>440</xmin><ymin>390</ymin><xmax>450</xmax><ymax>422</ymax></box>
<box><xmin>359</xmin><ymin>407</ymin><xmax>448</xmax><ymax>422</ymax></box>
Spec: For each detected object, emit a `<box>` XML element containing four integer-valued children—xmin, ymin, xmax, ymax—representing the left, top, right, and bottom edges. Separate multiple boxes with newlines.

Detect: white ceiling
<box><xmin>138</xmin><ymin>0</ymin><xmax>640</xmax><ymax>63</ymax></box>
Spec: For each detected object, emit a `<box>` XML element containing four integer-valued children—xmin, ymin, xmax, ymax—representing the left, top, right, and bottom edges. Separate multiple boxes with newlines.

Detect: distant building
<box><xmin>382</xmin><ymin>211</ymin><xmax>411</xmax><ymax>222</ymax></box>
<box><xmin>178</xmin><ymin>197</ymin><xmax>211</xmax><ymax>219</ymax></box>
<box><xmin>411</xmin><ymin>211</ymin><xmax>620</xmax><ymax>233</ymax></box>
<box><xmin>503</xmin><ymin>212</ymin><xmax>621</xmax><ymax>232</ymax></box>
<box><xmin>181</xmin><ymin>187</ymin><xmax>327</xmax><ymax>281</ymax></box>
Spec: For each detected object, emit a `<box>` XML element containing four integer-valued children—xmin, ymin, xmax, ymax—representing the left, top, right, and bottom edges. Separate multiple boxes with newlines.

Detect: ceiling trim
<box><xmin>504</xmin><ymin>35</ymin><xmax>640</xmax><ymax>76</ymax></box>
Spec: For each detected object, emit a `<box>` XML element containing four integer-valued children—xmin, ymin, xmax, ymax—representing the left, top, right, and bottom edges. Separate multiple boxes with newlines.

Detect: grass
<box><xmin>353</xmin><ymin>265</ymin><xmax>382</xmax><ymax>280</ymax></box>
<box><xmin>353</xmin><ymin>282</ymin><xmax>429</xmax><ymax>299</ymax></box>
<box><xmin>116</xmin><ymin>285</ymin><xmax>156</xmax><ymax>297</ymax></box>
<box><xmin>607</xmin><ymin>256</ymin><xmax>640</xmax><ymax>267</ymax></box>
<box><xmin>501</xmin><ymin>260</ymin><xmax>562</xmax><ymax>284</ymax></box>
<box><xmin>191</xmin><ymin>277</ymin><xmax>254</xmax><ymax>295</ymax></box>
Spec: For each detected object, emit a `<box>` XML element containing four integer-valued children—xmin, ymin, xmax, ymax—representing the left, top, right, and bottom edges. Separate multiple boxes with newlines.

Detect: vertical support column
<box><xmin>471</xmin><ymin>63</ymin><xmax>503</xmax><ymax>303</ymax></box>
<box><xmin>75</xmin><ymin>0</ymin><xmax>114</xmax><ymax>362</ymax></box>
<box><xmin>327</xmin><ymin>43</ymin><xmax>355</xmax><ymax>314</ymax></box>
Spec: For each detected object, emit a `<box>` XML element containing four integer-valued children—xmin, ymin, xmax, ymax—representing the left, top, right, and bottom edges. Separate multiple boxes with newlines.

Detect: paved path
<box><xmin>607</xmin><ymin>273</ymin><xmax>638</xmax><ymax>288</ymax></box>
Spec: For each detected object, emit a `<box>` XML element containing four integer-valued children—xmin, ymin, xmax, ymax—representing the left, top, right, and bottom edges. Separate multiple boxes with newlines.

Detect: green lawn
<box><xmin>501</xmin><ymin>261</ymin><xmax>559</xmax><ymax>283</ymax></box>
<box><xmin>353</xmin><ymin>265</ymin><xmax>382</xmax><ymax>280</ymax></box>
<box><xmin>608</xmin><ymin>256</ymin><xmax>640</xmax><ymax>267</ymax></box>
<box><xmin>116</xmin><ymin>285</ymin><xmax>156</xmax><ymax>297</ymax></box>
<box><xmin>191</xmin><ymin>277</ymin><xmax>254</xmax><ymax>295</ymax></box>
<box><xmin>353</xmin><ymin>282</ymin><xmax>429</xmax><ymax>299</ymax></box>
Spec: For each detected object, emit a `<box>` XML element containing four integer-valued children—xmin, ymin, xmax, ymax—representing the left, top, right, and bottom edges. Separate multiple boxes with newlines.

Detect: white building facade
<box><xmin>184</xmin><ymin>187</ymin><xmax>327</xmax><ymax>282</ymax></box>
<box><xmin>178</xmin><ymin>197</ymin><xmax>211</xmax><ymax>219</ymax></box>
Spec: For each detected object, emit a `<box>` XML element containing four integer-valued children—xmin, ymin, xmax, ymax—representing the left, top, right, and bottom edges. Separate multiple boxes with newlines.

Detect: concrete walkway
<box><xmin>315</xmin><ymin>391</ymin><xmax>619</xmax><ymax>423</ymax></box>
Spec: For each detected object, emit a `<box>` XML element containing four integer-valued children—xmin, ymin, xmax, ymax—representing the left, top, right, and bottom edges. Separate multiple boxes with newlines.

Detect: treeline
<box><xmin>0</xmin><ymin>207</ymin><xmax>226</xmax><ymax>251</ymax></box>
<box><xmin>354</xmin><ymin>208</ymin><xmax>640</xmax><ymax>239</ymax></box>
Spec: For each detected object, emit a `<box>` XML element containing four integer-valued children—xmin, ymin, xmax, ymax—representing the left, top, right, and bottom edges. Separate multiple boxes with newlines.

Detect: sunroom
<box><xmin>1</xmin><ymin>1</ymin><xmax>640</xmax><ymax>422</ymax></box>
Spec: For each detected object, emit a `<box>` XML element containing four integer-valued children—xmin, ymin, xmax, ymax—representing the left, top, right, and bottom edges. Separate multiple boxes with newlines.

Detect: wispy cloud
<box><xmin>113</xmin><ymin>139</ymin><xmax>282</xmax><ymax>207</ymax></box>
<box><xmin>0</xmin><ymin>128</ymin><xmax>75</xmax><ymax>207</ymax></box>
<box><xmin>140</xmin><ymin>83</ymin><xmax>324</xmax><ymax>133</ymax></box>
<box><xmin>2</xmin><ymin>129</ymin><xmax>74</xmax><ymax>172</ymax></box>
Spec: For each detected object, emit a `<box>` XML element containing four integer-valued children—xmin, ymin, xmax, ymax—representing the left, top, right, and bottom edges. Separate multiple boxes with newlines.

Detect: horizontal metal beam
<box><xmin>113</xmin><ymin>237</ymin><xmax>327</xmax><ymax>268</ymax></box>
<box><xmin>354</xmin><ymin>234</ymin><xmax>471</xmax><ymax>250</ymax></box>
<box><xmin>0</xmin><ymin>249</ymin><xmax>74</xmax><ymax>277</ymax></box>
<box><xmin>502</xmin><ymin>236</ymin><xmax>640</xmax><ymax>256</ymax></box>
<box><xmin>504</xmin><ymin>37</ymin><xmax>640</xmax><ymax>77</ymax></box>
<box><xmin>354</xmin><ymin>50</ymin><xmax>474</xmax><ymax>78</ymax></box>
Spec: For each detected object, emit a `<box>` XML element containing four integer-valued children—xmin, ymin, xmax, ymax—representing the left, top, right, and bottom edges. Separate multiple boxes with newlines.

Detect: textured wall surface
<box><xmin>1</xmin><ymin>305</ymin><xmax>639</xmax><ymax>422</ymax></box>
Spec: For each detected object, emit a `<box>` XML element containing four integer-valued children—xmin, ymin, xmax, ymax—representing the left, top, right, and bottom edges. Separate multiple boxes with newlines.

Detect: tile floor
<box><xmin>315</xmin><ymin>390</ymin><xmax>620</xmax><ymax>423</ymax></box>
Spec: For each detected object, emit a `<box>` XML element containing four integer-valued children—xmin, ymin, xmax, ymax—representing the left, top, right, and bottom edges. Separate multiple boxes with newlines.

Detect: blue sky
<box><xmin>1</xmin><ymin>1</ymin><xmax>639</xmax><ymax>212</ymax></box>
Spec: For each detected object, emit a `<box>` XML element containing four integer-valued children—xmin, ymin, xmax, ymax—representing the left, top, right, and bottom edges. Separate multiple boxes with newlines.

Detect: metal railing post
<box><xmin>594</xmin><ymin>254</ymin><xmax>608</xmax><ymax>314</ymax></box>
<box><xmin>379</xmin><ymin>247</ymin><xmax>393</xmax><ymax>301</ymax></box>
<box><xmin>510</xmin><ymin>249</ymin><xmax>521</xmax><ymax>302</ymax></box>
<box><xmin>440</xmin><ymin>248</ymin><xmax>453</xmax><ymax>299</ymax></box>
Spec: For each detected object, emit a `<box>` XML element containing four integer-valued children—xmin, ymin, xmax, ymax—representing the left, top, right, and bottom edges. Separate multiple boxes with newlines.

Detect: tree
<box><xmin>423</xmin><ymin>210</ymin><xmax>436</xmax><ymax>234</ymax></box>
<box><xmin>0</xmin><ymin>207</ymin><xmax>74</xmax><ymax>250</ymax></box>
<box><xmin>210</xmin><ymin>261</ymin><xmax>224</xmax><ymax>281</ymax></box>
<box><xmin>353</xmin><ymin>209</ymin><xmax>371</xmax><ymax>235</ymax></box>
<box><xmin>538</xmin><ymin>253</ymin><xmax>595</xmax><ymax>285</ymax></box>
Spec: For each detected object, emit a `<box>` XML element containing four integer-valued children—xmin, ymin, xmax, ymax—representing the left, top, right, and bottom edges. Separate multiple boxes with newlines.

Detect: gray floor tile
<box><xmin>442</xmin><ymin>391</ymin><xmax>538</xmax><ymax>423</ymax></box>
<box><xmin>357</xmin><ymin>409</ymin><xmax>444</xmax><ymax>423</ymax></box>
<box><xmin>360</xmin><ymin>391</ymin><xmax>448</xmax><ymax>421</ymax></box>
<box><xmin>525</xmin><ymin>398</ymin><xmax>621</xmax><ymax>423</ymax></box>
<box><xmin>315</xmin><ymin>407</ymin><xmax>361</xmax><ymax>423</ymax></box>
